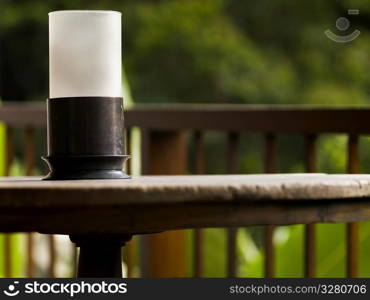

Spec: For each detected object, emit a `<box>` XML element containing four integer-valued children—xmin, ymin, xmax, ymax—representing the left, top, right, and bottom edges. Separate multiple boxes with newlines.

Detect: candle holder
<box><xmin>42</xmin><ymin>97</ymin><xmax>130</xmax><ymax>180</ymax></box>
<box><xmin>43</xmin><ymin>10</ymin><xmax>129</xmax><ymax>180</ymax></box>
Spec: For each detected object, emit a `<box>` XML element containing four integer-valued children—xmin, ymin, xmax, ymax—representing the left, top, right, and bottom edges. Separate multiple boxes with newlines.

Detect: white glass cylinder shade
<box><xmin>49</xmin><ymin>10</ymin><xmax>122</xmax><ymax>98</ymax></box>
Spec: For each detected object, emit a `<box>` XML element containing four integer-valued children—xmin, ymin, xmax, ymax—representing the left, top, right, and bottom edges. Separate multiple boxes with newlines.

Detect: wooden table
<box><xmin>2</xmin><ymin>174</ymin><xmax>370</xmax><ymax>277</ymax></box>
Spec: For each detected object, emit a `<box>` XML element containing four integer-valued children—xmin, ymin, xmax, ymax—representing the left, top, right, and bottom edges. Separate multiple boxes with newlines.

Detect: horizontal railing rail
<box><xmin>2</xmin><ymin>102</ymin><xmax>370</xmax><ymax>133</ymax></box>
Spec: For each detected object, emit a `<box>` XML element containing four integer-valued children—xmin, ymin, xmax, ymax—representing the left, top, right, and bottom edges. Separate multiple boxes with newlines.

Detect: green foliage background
<box><xmin>2</xmin><ymin>0</ymin><xmax>370</xmax><ymax>277</ymax></box>
<box><xmin>3</xmin><ymin>0</ymin><xmax>370</xmax><ymax>105</ymax></box>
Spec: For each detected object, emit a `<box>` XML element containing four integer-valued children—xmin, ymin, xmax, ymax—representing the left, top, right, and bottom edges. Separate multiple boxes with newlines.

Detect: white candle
<box><xmin>49</xmin><ymin>10</ymin><xmax>122</xmax><ymax>99</ymax></box>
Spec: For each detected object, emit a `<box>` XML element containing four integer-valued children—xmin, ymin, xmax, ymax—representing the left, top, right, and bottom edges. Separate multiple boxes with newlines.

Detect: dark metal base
<box><xmin>42</xmin><ymin>155</ymin><xmax>130</xmax><ymax>180</ymax></box>
<box><xmin>70</xmin><ymin>234</ymin><xmax>132</xmax><ymax>278</ymax></box>
<box><xmin>44</xmin><ymin>97</ymin><xmax>130</xmax><ymax>180</ymax></box>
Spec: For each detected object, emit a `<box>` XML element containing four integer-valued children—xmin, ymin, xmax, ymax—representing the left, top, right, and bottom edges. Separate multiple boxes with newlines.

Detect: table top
<box><xmin>1</xmin><ymin>174</ymin><xmax>370</xmax><ymax>235</ymax></box>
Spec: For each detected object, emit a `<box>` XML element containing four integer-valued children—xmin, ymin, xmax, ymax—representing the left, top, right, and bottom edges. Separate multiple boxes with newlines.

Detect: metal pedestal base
<box><xmin>42</xmin><ymin>155</ymin><xmax>130</xmax><ymax>180</ymax></box>
<box><xmin>44</xmin><ymin>97</ymin><xmax>130</xmax><ymax>180</ymax></box>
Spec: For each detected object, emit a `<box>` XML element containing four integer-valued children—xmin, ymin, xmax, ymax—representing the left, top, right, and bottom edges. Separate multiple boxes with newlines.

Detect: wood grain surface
<box><xmin>0</xmin><ymin>174</ymin><xmax>370</xmax><ymax>235</ymax></box>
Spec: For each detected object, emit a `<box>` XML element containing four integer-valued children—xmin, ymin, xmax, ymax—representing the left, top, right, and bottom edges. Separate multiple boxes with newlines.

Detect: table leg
<box><xmin>70</xmin><ymin>234</ymin><xmax>132</xmax><ymax>278</ymax></box>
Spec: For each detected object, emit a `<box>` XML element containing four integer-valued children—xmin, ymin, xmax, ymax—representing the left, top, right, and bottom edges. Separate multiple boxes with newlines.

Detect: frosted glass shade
<box><xmin>49</xmin><ymin>10</ymin><xmax>122</xmax><ymax>98</ymax></box>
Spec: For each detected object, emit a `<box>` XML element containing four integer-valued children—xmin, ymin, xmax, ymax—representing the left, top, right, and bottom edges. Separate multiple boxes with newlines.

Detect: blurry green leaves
<box><xmin>317</xmin><ymin>135</ymin><xmax>347</xmax><ymax>173</ymax></box>
<box><xmin>237</xmin><ymin>228</ymin><xmax>263</xmax><ymax>277</ymax></box>
<box><xmin>299</xmin><ymin>32</ymin><xmax>370</xmax><ymax>106</ymax></box>
<box><xmin>4</xmin><ymin>0</ymin><xmax>369</xmax><ymax>105</ymax></box>
<box><xmin>336</xmin><ymin>34</ymin><xmax>370</xmax><ymax>89</ymax></box>
<box><xmin>203</xmin><ymin>228</ymin><xmax>226</xmax><ymax>277</ymax></box>
<box><xmin>0</xmin><ymin>0</ymin><xmax>49</xmax><ymax>30</ymax></box>
<box><xmin>316</xmin><ymin>224</ymin><xmax>346</xmax><ymax>277</ymax></box>
<box><xmin>229</xmin><ymin>223</ymin><xmax>370</xmax><ymax>278</ymax></box>
<box><xmin>0</xmin><ymin>234</ymin><xmax>25</xmax><ymax>277</ymax></box>
<box><xmin>128</xmin><ymin>0</ymin><xmax>370</xmax><ymax>105</ymax></box>
<box><xmin>128</xmin><ymin>0</ymin><xmax>296</xmax><ymax>103</ymax></box>
<box><xmin>304</xmin><ymin>83</ymin><xmax>368</xmax><ymax>106</ymax></box>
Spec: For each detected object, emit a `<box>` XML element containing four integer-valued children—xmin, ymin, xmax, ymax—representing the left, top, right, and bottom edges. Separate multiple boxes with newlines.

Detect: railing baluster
<box><xmin>226</xmin><ymin>132</ymin><xmax>240</xmax><ymax>277</ymax></box>
<box><xmin>347</xmin><ymin>135</ymin><xmax>360</xmax><ymax>174</ymax></box>
<box><xmin>346</xmin><ymin>223</ymin><xmax>358</xmax><ymax>278</ymax></box>
<box><xmin>72</xmin><ymin>245</ymin><xmax>78</xmax><ymax>277</ymax></box>
<box><xmin>193</xmin><ymin>131</ymin><xmax>205</xmax><ymax>277</ymax></box>
<box><xmin>125</xmin><ymin>239</ymin><xmax>135</xmax><ymax>278</ymax></box>
<box><xmin>48</xmin><ymin>235</ymin><xmax>56</xmax><ymax>277</ymax></box>
<box><xmin>4</xmin><ymin>127</ymin><xmax>14</xmax><ymax>277</ymax></box>
<box><xmin>304</xmin><ymin>134</ymin><xmax>317</xmax><ymax>278</ymax></box>
<box><xmin>264</xmin><ymin>133</ymin><xmax>277</xmax><ymax>278</ymax></box>
<box><xmin>140</xmin><ymin>130</ymin><xmax>187</xmax><ymax>277</ymax></box>
<box><xmin>347</xmin><ymin>134</ymin><xmax>359</xmax><ymax>278</ymax></box>
<box><xmin>124</xmin><ymin>128</ymin><xmax>135</xmax><ymax>278</ymax></box>
<box><xmin>194</xmin><ymin>131</ymin><xmax>205</xmax><ymax>175</ymax></box>
<box><xmin>126</xmin><ymin>128</ymin><xmax>132</xmax><ymax>175</ymax></box>
<box><xmin>5</xmin><ymin>127</ymin><xmax>14</xmax><ymax>176</ymax></box>
<box><xmin>24</xmin><ymin>127</ymin><xmax>35</xmax><ymax>277</ymax></box>
<box><xmin>226</xmin><ymin>228</ymin><xmax>237</xmax><ymax>277</ymax></box>
<box><xmin>4</xmin><ymin>236</ymin><xmax>12</xmax><ymax>278</ymax></box>
<box><xmin>305</xmin><ymin>224</ymin><xmax>316</xmax><ymax>278</ymax></box>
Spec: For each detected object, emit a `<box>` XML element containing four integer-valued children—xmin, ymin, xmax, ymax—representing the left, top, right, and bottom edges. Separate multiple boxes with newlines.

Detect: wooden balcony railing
<box><xmin>1</xmin><ymin>102</ymin><xmax>370</xmax><ymax>278</ymax></box>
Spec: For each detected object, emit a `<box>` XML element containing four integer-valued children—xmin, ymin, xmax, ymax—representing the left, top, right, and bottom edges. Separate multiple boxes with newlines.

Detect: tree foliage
<box><xmin>2</xmin><ymin>0</ymin><xmax>370</xmax><ymax>105</ymax></box>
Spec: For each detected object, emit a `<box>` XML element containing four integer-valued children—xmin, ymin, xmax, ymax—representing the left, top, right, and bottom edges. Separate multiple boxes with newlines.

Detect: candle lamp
<box><xmin>43</xmin><ymin>10</ymin><xmax>129</xmax><ymax>180</ymax></box>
